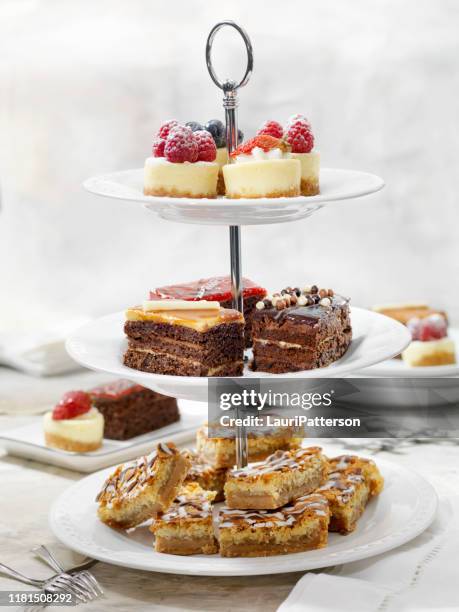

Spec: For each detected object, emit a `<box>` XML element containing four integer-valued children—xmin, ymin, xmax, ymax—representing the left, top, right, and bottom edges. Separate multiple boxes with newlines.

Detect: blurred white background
<box><xmin>1</xmin><ymin>0</ymin><xmax>459</xmax><ymax>332</ymax></box>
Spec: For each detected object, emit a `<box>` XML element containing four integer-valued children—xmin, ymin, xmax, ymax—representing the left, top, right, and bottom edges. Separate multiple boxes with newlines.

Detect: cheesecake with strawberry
<box><xmin>144</xmin><ymin>121</ymin><xmax>219</xmax><ymax>198</ymax></box>
<box><xmin>402</xmin><ymin>313</ymin><xmax>456</xmax><ymax>367</ymax></box>
<box><xmin>43</xmin><ymin>391</ymin><xmax>104</xmax><ymax>452</ymax></box>
<box><xmin>257</xmin><ymin>115</ymin><xmax>320</xmax><ymax>196</ymax></box>
<box><xmin>223</xmin><ymin>135</ymin><xmax>301</xmax><ymax>199</ymax></box>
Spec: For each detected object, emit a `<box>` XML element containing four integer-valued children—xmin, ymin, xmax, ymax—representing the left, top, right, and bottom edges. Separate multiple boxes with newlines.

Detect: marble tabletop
<box><xmin>1</xmin><ymin>369</ymin><xmax>458</xmax><ymax>611</ymax></box>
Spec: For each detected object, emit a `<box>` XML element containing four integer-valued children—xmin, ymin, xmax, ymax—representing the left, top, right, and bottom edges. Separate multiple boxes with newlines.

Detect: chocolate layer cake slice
<box><xmin>89</xmin><ymin>379</ymin><xmax>180</xmax><ymax>440</ymax></box>
<box><xmin>124</xmin><ymin>300</ymin><xmax>245</xmax><ymax>377</ymax></box>
<box><xmin>150</xmin><ymin>276</ymin><xmax>267</xmax><ymax>347</ymax></box>
<box><xmin>251</xmin><ymin>285</ymin><xmax>352</xmax><ymax>373</ymax></box>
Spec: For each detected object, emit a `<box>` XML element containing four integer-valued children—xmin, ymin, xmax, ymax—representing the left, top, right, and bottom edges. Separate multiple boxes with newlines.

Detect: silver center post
<box><xmin>206</xmin><ymin>21</ymin><xmax>253</xmax><ymax>468</ymax></box>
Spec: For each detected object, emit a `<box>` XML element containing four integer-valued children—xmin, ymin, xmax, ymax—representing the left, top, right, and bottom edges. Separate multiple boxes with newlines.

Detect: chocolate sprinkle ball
<box><xmin>255</xmin><ymin>285</ymin><xmax>338</xmax><ymax>311</ymax></box>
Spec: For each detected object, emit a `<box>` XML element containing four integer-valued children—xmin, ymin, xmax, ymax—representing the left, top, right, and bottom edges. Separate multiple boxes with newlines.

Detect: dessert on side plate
<box><xmin>224</xmin><ymin>446</ymin><xmax>328</xmax><ymax>510</ymax></box>
<box><xmin>257</xmin><ymin>115</ymin><xmax>320</xmax><ymax>196</ymax></box>
<box><xmin>251</xmin><ymin>285</ymin><xmax>352</xmax><ymax>373</ymax></box>
<box><xmin>89</xmin><ymin>379</ymin><xmax>180</xmax><ymax>440</ymax></box>
<box><xmin>223</xmin><ymin>135</ymin><xmax>301</xmax><ymax>199</ymax></box>
<box><xmin>373</xmin><ymin>303</ymin><xmax>456</xmax><ymax>366</ymax></box>
<box><xmin>144</xmin><ymin>121</ymin><xmax>219</xmax><ymax>198</ymax></box>
<box><xmin>123</xmin><ymin>299</ymin><xmax>245</xmax><ymax>377</ymax></box>
<box><xmin>150</xmin><ymin>275</ymin><xmax>267</xmax><ymax>347</ymax></box>
<box><xmin>218</xmin><ymin>492</ymin><xmax>330</xmax><ymax>557</ymax></box>
<box><xmin>43</xmin><ymin>391</ymin><xmax>104</xmax><ymax>453</ymax></box>
<box><xmin>96</xmin><ymin>442</ymin><xmax>190</xmax><ymax>529</ymax></box>
<box><xmin>151</xmin><ymin>483</ymin><xmax>218</xmax><ymax>555</ymax></box>
<box><xmin>196</xmin><ymin>424</ymin><xmax>297</xmax><ymax>469</ymax></box>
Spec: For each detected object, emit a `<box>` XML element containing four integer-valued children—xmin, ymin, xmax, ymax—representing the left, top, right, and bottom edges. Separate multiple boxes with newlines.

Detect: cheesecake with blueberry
<box><xmin>223</xmin><ymin>135</ymin><xmax>301</xmax><ymax>199</ymax></box>
<box><xmin>257</xmin><ymin>115</ymin><xmax>320</xmax><ymax>196</ymax></box>
<box><xmin>43</xmin><ymin>391</ymin><xmax>104</xmax><ymax>452</ymax></box>
<box><xmin>144</xmin><ymin>121</ymin><xmax>219</xmax><ymax>198</ymax></box>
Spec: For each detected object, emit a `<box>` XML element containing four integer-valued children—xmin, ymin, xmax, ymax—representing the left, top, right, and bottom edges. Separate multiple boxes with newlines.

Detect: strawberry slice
<box><xmin>230</xmin><ymin>135</ymin><xmax>287</xmax><ymax>158</ymax></box>
<box><xmin>52</xmin><ymin>390</ymin><xmax>92</xmax><ymax>420</ymax></box>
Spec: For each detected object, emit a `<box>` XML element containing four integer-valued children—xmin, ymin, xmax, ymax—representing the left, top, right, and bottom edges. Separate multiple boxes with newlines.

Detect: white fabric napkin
<box><xmin>0</xmin><ymin>319</ymin><xmax>89</xmax><ymax>376</ymax></box>
<box><xmin>278</xmin><ymin>490</ymin><xmax>459</xmax><ymax>612</ymax></box>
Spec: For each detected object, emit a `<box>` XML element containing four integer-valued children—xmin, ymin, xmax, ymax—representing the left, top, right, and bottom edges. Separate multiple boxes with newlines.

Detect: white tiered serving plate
<box><xmin>49</xmin><ymin>451</ymin><xmax>437</xmax><ymax>576</ymax></box>
<box><xmin>65</xmin><ymin>307</ymin><xmax>411</xmax><ymax>402</ymax></box>
<box><xmin>83</xmin><ymin>168</ymin><xmax>384</xmax><ymax>225</ymax></box>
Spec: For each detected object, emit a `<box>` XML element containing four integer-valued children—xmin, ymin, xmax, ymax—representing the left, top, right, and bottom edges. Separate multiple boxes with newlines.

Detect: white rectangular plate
<box><xmin>0</xmin><ymin>401</ymin><xmax>203</xmax><ymax>472</ymax></box>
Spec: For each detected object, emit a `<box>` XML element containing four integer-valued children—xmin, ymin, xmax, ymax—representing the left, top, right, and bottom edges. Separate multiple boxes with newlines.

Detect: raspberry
<box><xmin>419</xmin><ymin>314</ymin><xmax>447</xmax><ymax>341</ymax></box>
<box><xmin>157</xmin><ymin>120</ymin><xmax>179</xmax><ymax>140</ymax></box>
<box><xmin>231</xmin><ymin>134</ymin><xmax>283</xmax><ymax>158</ymax></box>
<box><xmin>285</xmin><ymin>121</ymin><xmax>314</xmax><ymax>153</ymax></box>
<box><xmin>257</xmin><ymin>120</ymin><xmax>284</xmax><ymax>139</ymax></box>
<box><xmin>285</xmin><ymin>114</ymin><xmax>311</xmax><ymax>130</ymax></box>
<box><xmin>152</xmin><ymin>137</ymin><xmax>165</xmax><ymax>157</ymax></box>
<box><xmin>52</xmin><ymin>390</ymin><xmax>92</xmax><ymax>420</ymax></box>
<box><xmin>164</xmin><ymin>126</ymin><xmax>198</xmax><ymax>163</ymax></box>
<box><xmin>193</xmin><ymin>130</ymin><xmax>217</xmax><ymax>162</ymax></box>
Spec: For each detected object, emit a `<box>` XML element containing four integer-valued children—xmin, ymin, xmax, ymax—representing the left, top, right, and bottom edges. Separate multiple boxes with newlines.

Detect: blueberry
<box><xmin>185</xmin><ymin>121</ymin><xmax>204</xmax><ymax>132</ymax></box>
<box><xmin>237</xmin><ymin>128</ymin><xmax>244</xmax><ymax>144</ymax></box>
<box><xmin>205</xmin><ymin>119</ymin><xmax>226</xmax><ymax>148</ymax></box>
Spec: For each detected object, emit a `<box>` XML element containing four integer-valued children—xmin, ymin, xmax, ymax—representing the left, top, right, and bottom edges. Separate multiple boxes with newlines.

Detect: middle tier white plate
<box><xmin>66</xmin><ymin>307</ymin><xmax>411</xmax><ymax>402</ymax></box>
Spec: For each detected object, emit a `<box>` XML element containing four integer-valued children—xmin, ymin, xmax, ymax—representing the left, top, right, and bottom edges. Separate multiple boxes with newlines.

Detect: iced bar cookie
<box><xmin>218</xmin><ymin>493</ymin><xmax>329</xmax><ymax>557</ymax></box>
<box><xmin>196</xmin><ymin>424</ymin><xmax>297</xmax><ymax>469</ymax></box>
<box><xmin>224</xmin><ymin>447</ymin><xmax>328</xmax><ymax>510</ymax></box>
<box><xmin>96</xmin><ymin>442</ymin><xmax>190</xmax><ymax>529</ymax></box>
<box><xmin>329</xmin><ymin>455</ymin><xmax>384</xmax><ymax>497</ymax></box>
<box><xmin>151</xmin><ymin>483</ymin><xmax>218</xmax><ymax>555</ymax></box>
<box><xmin>183</xmin><ymin>450</ymin><xmax>228</xmax><ymax>502</ymax></box>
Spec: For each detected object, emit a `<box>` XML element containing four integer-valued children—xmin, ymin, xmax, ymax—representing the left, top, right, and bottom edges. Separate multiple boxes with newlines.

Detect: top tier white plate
<box><xmin>83</xmin><ymin>167</ymin><xmax>384</xmax><ymax>226</ymax></box>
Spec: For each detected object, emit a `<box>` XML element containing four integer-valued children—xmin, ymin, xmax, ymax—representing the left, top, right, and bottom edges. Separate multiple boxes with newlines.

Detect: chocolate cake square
<box><xmin>89</xmin><ymin>379</ymin><xmax>180</xmax><ymax>441</ymax></box>
<box><xmin>124</xmin><ymin>301</ymin><xmax>245</xmax><ymax>377</ymax></box>
<box><xmin>251</xmin><ymin>286</ymin><xmax>352</xmax><ymax>373</ymax></box>
<box><xmin>150</xmin><ymin>276</ymin><xmax>267</xmax><ymax>347</ymax></box>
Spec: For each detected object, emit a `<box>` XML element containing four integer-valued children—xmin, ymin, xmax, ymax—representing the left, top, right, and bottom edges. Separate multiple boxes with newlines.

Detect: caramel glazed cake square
<box><xmin>317</xmin><ymin>455</ymin><xmax>384</xmax><ymax>534</ymax></box>
<box><xmin>218</xmin><ymin>493</ymin><xmax>330</xmax><ymax>557</ymax></box>
<box><xmin>151</xmin><ymin>483</ymin><xmax>218</xmax><ymax>555</ymax></box>
<box><xmin>225</xmin><ymin>447</ymin><xmax>329</xmax><ymax>510</ymax></box>
<box><xmin>183</xmin><ymin>449</ymin><xmax>228</xmax><ymax>502</ymax></box>
<box><xmin>196</xmin><ymin>424</ymin><xmax>298</xmax><ymax>469</ymax></box>
<box><xmin>123</xmin><ymin>302</ymin><xmax>245</xmax><ymax>377</ymax></box>
<box><xmin>96</xmin><ymin>442</ymin><xmax>190</xmax><ymax>529</ymax></box>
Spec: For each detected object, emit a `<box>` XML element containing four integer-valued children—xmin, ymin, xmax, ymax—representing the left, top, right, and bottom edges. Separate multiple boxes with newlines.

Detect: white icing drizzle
<box><xmin>229</xmin><ymin>447</ymin><xmax>322</xmax><ymax>479</ymax></box>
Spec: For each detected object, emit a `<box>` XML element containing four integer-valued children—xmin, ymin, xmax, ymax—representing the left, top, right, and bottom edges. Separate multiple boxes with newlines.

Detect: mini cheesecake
<box><xmin>402</xmin><ymin>337</ymin><xmax>456</xmax><ymax>367</ymax></box>
<box><xmin>291</xmin><ymin>152</ymin><xmax>320</xmax><ymax>196</ymax></box>
<box><xmin>44</xmin><ymin>391</ymin><xmax>104</xmax><ymax>452</ymax></box>
<box><xmin>144</xmin><ymin>158</ymin><xmax>218</xmax><ymax>198</ymax></box>
<box><xmin>223</xmin><ymin>135</ymin><xmax>301</xmax><ymax>199</ymax></box>
<box><xmin>216</xmin><ymin>147</ymin><xmax>228</xmax><ymax>195</ymax></box>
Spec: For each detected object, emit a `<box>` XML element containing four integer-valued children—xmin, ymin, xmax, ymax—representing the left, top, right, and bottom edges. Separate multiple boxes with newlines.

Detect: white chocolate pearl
<box><xmin>256</xmin><ymin>301</ymin><xmax>265</xmax><ymax>310</ymax></box>
<box><xmin>303</xmin><ymin>285</ymin><xmax>311</xmax><ymax>294</ymax></box>
<box><xmin>297</xmin><ymin>295</ymin><xmax>307</xmax><ymax>306</ymax></box>
<box><xmin>320</xmin><ymin>297</ymin><xmax>331</xmax><ymax>306</ymax></box>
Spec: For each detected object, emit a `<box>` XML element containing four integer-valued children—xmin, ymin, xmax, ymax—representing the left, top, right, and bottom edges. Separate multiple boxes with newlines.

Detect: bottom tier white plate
<box><xmin>0</xmin><ymin>401</ymin><xmax>203</xmax><ymax>472</ymax></box>
<box><xmin>49</xmin><ymin>452</ymin><xmax>437</xmax><ymax>576</ymax></box>
<box><xmin>65</xmin><ymin>307</ymin><xmax>411</xmax><ymax>402</ymax></box>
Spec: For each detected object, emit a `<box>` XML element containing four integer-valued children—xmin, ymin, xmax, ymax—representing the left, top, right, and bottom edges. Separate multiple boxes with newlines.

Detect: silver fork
<box><xmin>0</xmin><ymin>561</ymin><xmax>89</xmax><ymax>603</ymax></box>
<box><xmin>32</xmin><ymin>545</ymin><xmax>103</xmax><ymax>598</ymax></box>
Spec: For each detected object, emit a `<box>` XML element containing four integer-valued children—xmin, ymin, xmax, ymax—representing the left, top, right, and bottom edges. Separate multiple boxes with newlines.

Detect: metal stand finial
<box><xmin>206</xmin><ymin>22</ymin><xmax>253</xmax><ymax>469</ymax></box>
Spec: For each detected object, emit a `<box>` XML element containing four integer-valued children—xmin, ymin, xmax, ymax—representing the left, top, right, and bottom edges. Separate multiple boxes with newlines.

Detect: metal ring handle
<box><xmin>206</xmin><ymin>21</ymin><xmax>253</xmax><ymax>91</ymax></box>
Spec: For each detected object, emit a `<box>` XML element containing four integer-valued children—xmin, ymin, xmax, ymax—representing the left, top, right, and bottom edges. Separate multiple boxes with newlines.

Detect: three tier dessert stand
<box><xmin>74</xmin><ymin>22</ymin><xmax>410</xmax><ymax>469</ymax></box>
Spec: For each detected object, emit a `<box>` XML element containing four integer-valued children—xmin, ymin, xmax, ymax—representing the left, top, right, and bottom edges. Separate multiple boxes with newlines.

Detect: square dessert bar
<box><xmin>218</xmin><ymin>493</ymin><xmax>329</xmax><ymax>557</ymax></box>
<box><xmin>150</xmin><ymin>276</ymin><xmax>267</xmax><ymax>347</ymax></box>
<box><xmin>96</xmin><ymin>442</ymin><xmax>190</xmax><ymax>529</ymax></box>
<box><xmin>89</xmin><ymin>379</ymin><xmax>180</xmax><ymax>440</ymax></box>
<box><xmin>329</xmin><ymin>455</ymin><xmax>384</xmax><ymax>497</ymax></box>
<box><xmin>196</xmin><ymin>424</ymin><xmax>297</xmax><ymax>469</ymax></box>
<box><xmin>251</xmin><ymin>285</ymin><xmax>352</xmax><ymax>373</ymax></box>
<box><xmin>151</xmin><ymin>483</ymin><xmax>218</xmax><ymax>555</ymax></box>
<box><xmin>123</xmin><ymin>301</ymin><xmax>245</xmax><ymax>377</ymax></box>
<box><xmin>183</xmin><ymin>450</ymin><xmax>228</xmax><ymax>502</ymax></box>
<box><xmin>224</xmin><ymin>446</ymin><xmax>328</xmax><ymax>510</ymax></box>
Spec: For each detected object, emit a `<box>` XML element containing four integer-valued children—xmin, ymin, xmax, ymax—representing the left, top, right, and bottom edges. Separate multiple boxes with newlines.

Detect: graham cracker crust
<box><xmin>300</xmin><ymin>178</ymin><xmax>320</xmax><ymax>196</ymax></box>
<box><xmin>144</xmin><ymin>187</ymin><xmax>217</xmax><ymax>198</ymax></box>
<box><xmin>44</xmin><ymin>432</ymin><xmax>101</xmax><ymax>452</ymax></box>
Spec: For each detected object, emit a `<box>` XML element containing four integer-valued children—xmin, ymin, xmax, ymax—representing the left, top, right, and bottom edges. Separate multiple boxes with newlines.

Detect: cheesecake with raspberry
<box><xmin>257</xmin><ymin>116</ymin><xmax>320</xmax><ymax>196</ymax></box>
<box><xmin>223</xmin><ymin>135</ymin><xmax>301</xmax><ymax>199</ymax></box>
<box><xmin>144</xmin><ymin>121</ymin><xmax>219</xmax><ymax>198</ymax></box>
<box><xmin>43</xmin><ymin>391</ymin><xmax>104</xmax><ymax>452</ymax></box>
<box><xmin>401</xmin><ymin>313</ymin><xmax>456</xmax><ymax>367</ymax></box>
